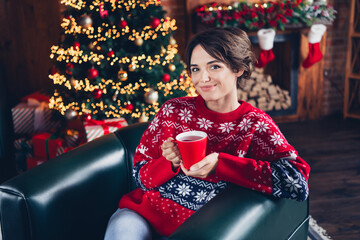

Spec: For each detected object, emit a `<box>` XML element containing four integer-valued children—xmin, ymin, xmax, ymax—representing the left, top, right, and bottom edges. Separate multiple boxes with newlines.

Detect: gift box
<box><xmin>64</xmin><ymin>129</ymin><xmax>82</xmax><ymax>147</ymax></box>
<box><xmin>26</xmin><ymin>157</ymin><xmax>46</xmax><ymax>170</ymax></box>
<box><xmin>32</xmin><ymin>133</ymin><xmax>65</xmax><ymax>160</ymax></box>
<box><xmin>12</xmin><ymin>94</ymin><xmax>62</xmax><ymax>135</ymax></box>
<box><xmin>84</xmin><ymin>118</ymin><xmax>128</xmax><ymax>142</ymax></box>
<box><xmin>56</xmin><ymin>146</ymin><xmax>74</xmax><ymax>157</ymax></box>
<box><xmin>14</xmin><ymin>137</ymin><xmax>33</xmax><ymax>173</ymax></box>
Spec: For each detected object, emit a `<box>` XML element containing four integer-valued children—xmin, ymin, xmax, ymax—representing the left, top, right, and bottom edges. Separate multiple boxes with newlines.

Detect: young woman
<box><xmin>104</xmin><ymin>27</ymin><xmax>310</xmax><ymax>240</ymax></box>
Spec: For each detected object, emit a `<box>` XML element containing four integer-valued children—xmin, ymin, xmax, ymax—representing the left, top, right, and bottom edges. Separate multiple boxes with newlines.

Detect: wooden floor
<box><xmin>277</xmin><ymin>114</ymin><xmax>360</xmax><ymax>240</ymax></box>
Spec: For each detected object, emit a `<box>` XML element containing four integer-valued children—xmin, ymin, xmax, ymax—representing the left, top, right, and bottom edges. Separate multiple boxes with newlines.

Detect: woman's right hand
<box><xmin>161</xmin><ymin>137</ymin><xmax>182</xmax><ymax>172</ymax></box>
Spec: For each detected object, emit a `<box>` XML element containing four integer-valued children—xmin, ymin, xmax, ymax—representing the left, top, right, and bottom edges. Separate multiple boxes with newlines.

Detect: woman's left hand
<box><xmin>180</xmin><ymin>152</ymin><xmax>219</xmax><ymax>178</ymax></box>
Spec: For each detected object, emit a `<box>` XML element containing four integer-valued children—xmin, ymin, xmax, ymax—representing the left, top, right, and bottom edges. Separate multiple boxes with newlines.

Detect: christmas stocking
<box><xmin>302</xmin><ymin>24</ymin><xmax>327</xmax><ymax>68</ymax></box>
<box><xmin>256</xmin><ymin>29</ymin><xmax>276</xmax><ymax>68</ymax></box>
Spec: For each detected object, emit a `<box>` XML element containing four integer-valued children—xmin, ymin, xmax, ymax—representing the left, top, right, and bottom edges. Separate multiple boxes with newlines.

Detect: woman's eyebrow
<box><xmin>190</xmin><ymin>60</ymin><xmax>222</xmax><ymax>67</ymax></box>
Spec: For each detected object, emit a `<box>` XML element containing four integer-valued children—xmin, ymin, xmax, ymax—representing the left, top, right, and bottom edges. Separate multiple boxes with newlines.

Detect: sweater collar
<box><xmin>195</xmin><ymin>95</ymin><xmax>252</xmax><ymax>122</ymax></box>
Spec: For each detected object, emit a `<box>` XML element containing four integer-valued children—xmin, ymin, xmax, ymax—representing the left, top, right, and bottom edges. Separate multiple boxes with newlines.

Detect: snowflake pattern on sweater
<box><xmin>119</xmin><ymin>96</ymin><xmax>310</xmax><ymax>237</ymax></box>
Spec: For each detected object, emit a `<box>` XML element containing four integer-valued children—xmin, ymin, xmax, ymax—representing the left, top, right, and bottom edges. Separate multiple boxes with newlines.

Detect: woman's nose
<box><xmin>199</xmin><ymin>70</ymin><xmax>210</xmax><ymax>83</ymax></box>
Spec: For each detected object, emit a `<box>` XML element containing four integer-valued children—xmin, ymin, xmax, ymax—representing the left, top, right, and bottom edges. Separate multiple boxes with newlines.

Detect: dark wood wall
<box><xmin>0</xmin><ymin>0</ymin><xmax>61</xmax><ymax>106</ymax></box>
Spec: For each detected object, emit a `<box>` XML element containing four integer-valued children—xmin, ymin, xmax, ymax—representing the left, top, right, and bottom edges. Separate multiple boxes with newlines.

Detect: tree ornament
<box><xmin>168</xmin><ymin>64</ymin><xmax>176</xmax><ymax>72</ymax></box>
<box><xmin>92</xmin><ymin>89</ymin><xmax>103</xmax><ymax>99</ymax></box>
<box><xmin>150</xmin><ymin>17</ymin><xmax>161</xmax><ymax>28</ymax></box>
<box><xmin>79</xmin><ymin>14</ymin><xmax>93</xmax><ymax>29</ymax></box>
<box><xmin>49</xmin><ymin>66</ymin><xmax>57</xmax><ymax>75</ymax></box>
<box><xmin>107</xmin><ymin>49</ymin><xmax>115</xmax><ymax>57</ymax></box>
<box><xmin>119</xmin><ymin>19</ymin><xmax>127</xmax><ymax>29</ymax></box>
<box><xmin>73</xmin><ymin>41</ymin><xmax>80</xmax><ymax>50</ymax></box>
<box><xmin>162</xmin><ymin>73</ymin><xmax>171</xmax><ymax>82</ymax></box>
<box><xmin>169</xmin><ymin>37</ymin><xmax>176</xmax><ymax>45</ymax></box>
<box><xmin>134</xmin><ymin>38</ymin><xmax>143</xmax><ymax>46</ymax></box>
<box><xmin>65</xmin><ymin>109</ymin><xmax>77</xmax><ymax>120</ymax></box>
<box><xmin>138</xmin><ymin>113</ymin><xmax>149</xmax><ymax>123</ymax></box>
<box><xmin>83</xmin><ymin>113</ymin><xmax>92</xmax><ymax>121</ymax></box>
<box><xmin>112</xmin><ymin>90</ymin><xmax>119</xmax><ymax>101</ymax></box>
<box><xmin>70</xmin><ymin>77</ymin><xmax>76</xmax><ymax>87</ymax></box>
<box><xmin>87</xmin><ymin>68</ymin><xmax>99</xmax><ymax>79</ymax></box>
<box><xmin>66</xmin><ymin>63</ymin><xmax>74</xmax><ymax>75</ymax></box>
<box><xmin>161</xmin><ymin>46</ymin><xmax>167</xmax><ymax>54</ymax></box>
<box><xmin>88</xmin><ymin>42</ymin><xmax>95</xmax><ymax>50</ymax></box>
<box><xmin>128</xmin><ymin>63</ymin><xmax>136</xmax><ymax>72</ymax></box>
<box><xmin>117</xmin><ymin>70</ymin><xmax>128</xmax><ymax>81</ymax></box>
<box><xmin>144</xmin><ymin>89</ymin><xmax>159</xmax><ymax>104</ymax></box>
<box><xmin>126</xmin><ymin>102</ymin><xmax>134</xmax><ymax>111</ymax></box>
<box><xmin>99</xmin><ymin>3</ymin><xmax>109</xmax><ymax>19</ymax></box>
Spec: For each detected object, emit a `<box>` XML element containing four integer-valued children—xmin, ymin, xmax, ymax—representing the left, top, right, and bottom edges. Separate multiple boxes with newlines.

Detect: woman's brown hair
<box><xmin>185</xmin><ymin>27</ymin><xmax>255</xmax><ymax>85</ymax></box>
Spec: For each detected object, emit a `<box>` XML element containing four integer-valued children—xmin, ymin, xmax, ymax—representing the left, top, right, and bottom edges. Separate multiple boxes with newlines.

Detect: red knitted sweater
<box><xmin>119</xmin><ymin>96</ymin><xmax>310</xmax><ymax>236</ymax></box>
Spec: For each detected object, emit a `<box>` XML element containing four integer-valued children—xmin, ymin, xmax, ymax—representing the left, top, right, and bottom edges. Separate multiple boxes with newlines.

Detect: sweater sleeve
<box><xmin>215</xmin><ymin>116</ymin><xmax>310</xmax><ymax>201</ymax></box>
<box><xmin>132</xmin><ymin>108</ymin><xmax>180</xmax><ymax>191</ymax></box>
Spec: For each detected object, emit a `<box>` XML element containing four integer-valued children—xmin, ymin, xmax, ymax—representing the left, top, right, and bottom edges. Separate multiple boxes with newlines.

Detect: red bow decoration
<box><xmin>84</xmin><ymin>119</ymin><xmax>125</xmax><ymax>134</ymax></box>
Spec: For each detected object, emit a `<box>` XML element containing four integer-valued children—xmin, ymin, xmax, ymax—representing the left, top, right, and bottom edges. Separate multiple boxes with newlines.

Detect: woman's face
<box><xmin>190</xmin><ymin>45</ymin><xmax>243</xmax><ymax>104</ymax></box>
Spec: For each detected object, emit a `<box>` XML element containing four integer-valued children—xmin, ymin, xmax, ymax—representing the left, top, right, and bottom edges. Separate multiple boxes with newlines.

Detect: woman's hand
<box><xmin>161</xmin><ymin>137</ymin><xmax>182</xmax><ymax>172</ymax></box>
<box><xmin>181</xmin><ymin>152</ymin><xmax>219</xmax><ymax>178</ymax></box>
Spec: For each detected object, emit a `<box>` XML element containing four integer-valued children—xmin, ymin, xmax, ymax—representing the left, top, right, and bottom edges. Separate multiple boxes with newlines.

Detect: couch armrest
<box><xmin>0</xmin><ymin>133</ymin><xmax>129</xmax><ymax>240</ymax></box>
<box><xmin>169</xmin><ymin>184</ymin><xmax>309</xmax><ymax>240</ymax></box>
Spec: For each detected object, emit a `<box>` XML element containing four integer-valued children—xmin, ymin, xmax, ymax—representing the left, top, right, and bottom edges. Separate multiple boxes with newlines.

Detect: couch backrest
<box><xmin>115</xmin><ymin>122</ymin><xmax>149</xmax><ymax>191</ymax></box>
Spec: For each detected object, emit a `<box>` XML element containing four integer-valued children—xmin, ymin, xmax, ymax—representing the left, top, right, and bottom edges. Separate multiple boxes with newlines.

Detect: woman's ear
<box><xmin>235</xmin><ymin>69</ymin><xmax>244</xmax><ymax>77</ymax></box>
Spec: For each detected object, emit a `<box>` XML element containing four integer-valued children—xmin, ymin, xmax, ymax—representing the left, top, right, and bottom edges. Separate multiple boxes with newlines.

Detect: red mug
<box><xmin>176</xmin><ymin>131</ymin><xmax>207</xmax><ymax>169</ymax></box>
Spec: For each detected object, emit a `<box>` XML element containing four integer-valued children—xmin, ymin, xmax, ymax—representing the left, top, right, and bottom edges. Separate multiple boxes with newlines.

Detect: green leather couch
<box><xmin>0</xmin><ymin>122</ymin><xmax>309</xmax><ymax>240</ymax></box>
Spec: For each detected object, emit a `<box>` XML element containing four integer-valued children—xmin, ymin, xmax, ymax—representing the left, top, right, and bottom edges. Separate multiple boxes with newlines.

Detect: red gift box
<box><xmin>32</xmin><ymin>133</ymin><xmax>64</xmax><ymax>160</ymax></box>
<box><xmin>27</xmin><ymin>156</ymin><xmax>46</xmax><ymax>170</ymax></box>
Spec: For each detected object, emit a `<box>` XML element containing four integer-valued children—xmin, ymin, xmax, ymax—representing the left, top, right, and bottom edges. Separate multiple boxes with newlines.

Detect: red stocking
<box><xmin>256</xmin><ymin>29</ymin><xmax>276</xmax><ymax>68</ymax></box>
<box><xmin>302</xmin><ymin>42</ymin><xmax>323</xmax><ymax>68</ymax></box>
<box><xmin>302</xmin><ymin>24</ymin><xmax>326</xmax><ymax>68</ymax></box>
<box><xmin>256</xmin><ymin>49</ymin><xmax>275</xmax><ymax>68</ymax></box>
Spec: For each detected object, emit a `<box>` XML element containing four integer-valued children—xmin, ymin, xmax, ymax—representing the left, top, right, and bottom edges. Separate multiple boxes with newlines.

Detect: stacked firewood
<box><xmin>237</xmin><ymin>68</ymin><xmax>291</xmax><ymax>111</ymax></box>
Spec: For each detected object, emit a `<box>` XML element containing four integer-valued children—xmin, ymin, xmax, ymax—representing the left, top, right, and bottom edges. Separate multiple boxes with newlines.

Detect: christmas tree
<box><xmin>48</xmin><ymin>0</ymin><xmax>195</xmax><ymax>123</ymax></box>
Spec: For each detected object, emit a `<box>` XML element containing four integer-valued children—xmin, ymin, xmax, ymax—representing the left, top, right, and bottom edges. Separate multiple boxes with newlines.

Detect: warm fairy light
<box><xmin>61</xmin><ymin>0</ymin><xmax>160</xmax><ymax>11</ymax></box>
<box><xmin>61</xmin><ymin>0</ymin><xmax>86</xmax><ymax>9</ymax></box>
<box><xmin>62</xmin><ymin>17</ymin><xmax>95</xmax><ymax>35</ymax></box>
<box><xmin>50</xmin><ymin>45</ymin><xmax>105</xmax><ymax>63</ymax></box>
<box><xmin>61</xmin><ymin>16</ymin><xmax>176</xmax><ymax>44</ymax></box>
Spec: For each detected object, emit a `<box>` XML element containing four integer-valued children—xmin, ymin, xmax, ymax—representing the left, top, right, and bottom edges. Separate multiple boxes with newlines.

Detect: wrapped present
<box><xmin>32</xmin><ymin>133</ymin><xmax>64</xmax><ymax>160</ymax></box>
<box><xmin>14</xmin><ymin>137</ymin><xmax>33</xmax><ymax>155</ymax></box>
<box><xmin>27</xmin><ymin>156</ymin><xmax>46</xmax><ymax>170</ymax></box>
<box><xmin>64</xmin><ymin>129</ymin><xmax>82</xmax><ymax>147</ymax></box>
<box><xmin>84</xmin><ymin>118</ymin><xmax>128</xmax><ymax>142</ymax></box>
<box><xmin>14</xmin><ymin>137</ymin><xmax>33</xmax><ymax>173</ymax></box>
<box><xmin>56</xmin><ymin>146</ymin><xmax>74</xmax><ymax>157</ymax></box>
<box><xmin>12</xmin><ymin>94</ymin><xmax>62</xmax><ymax>135</ymax></box>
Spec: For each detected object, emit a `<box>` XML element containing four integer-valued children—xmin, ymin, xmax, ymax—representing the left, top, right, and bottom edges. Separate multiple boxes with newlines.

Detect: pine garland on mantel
<box><xmin>195</xmin><ymin>1</ymin><xmax>336</xmax><ymax>31</ymax></box>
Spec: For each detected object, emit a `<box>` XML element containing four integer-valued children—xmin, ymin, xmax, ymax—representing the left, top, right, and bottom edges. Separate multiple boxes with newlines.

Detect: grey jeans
<box><xmin>104</xmin><ymin>208</ymin><xmax>153</xmax><ymax>240</ymax></box>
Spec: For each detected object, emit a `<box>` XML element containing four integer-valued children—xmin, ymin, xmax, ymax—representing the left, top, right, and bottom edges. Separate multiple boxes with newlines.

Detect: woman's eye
<box><xmin>211</xmin><ymin>65</ymin><xmax>221</xmax><ymax>70</ymax></box>
<box><xmin>191</xmin><ymin>68</ymin><xmax>199</xmax><ymax>73</ymax></box>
